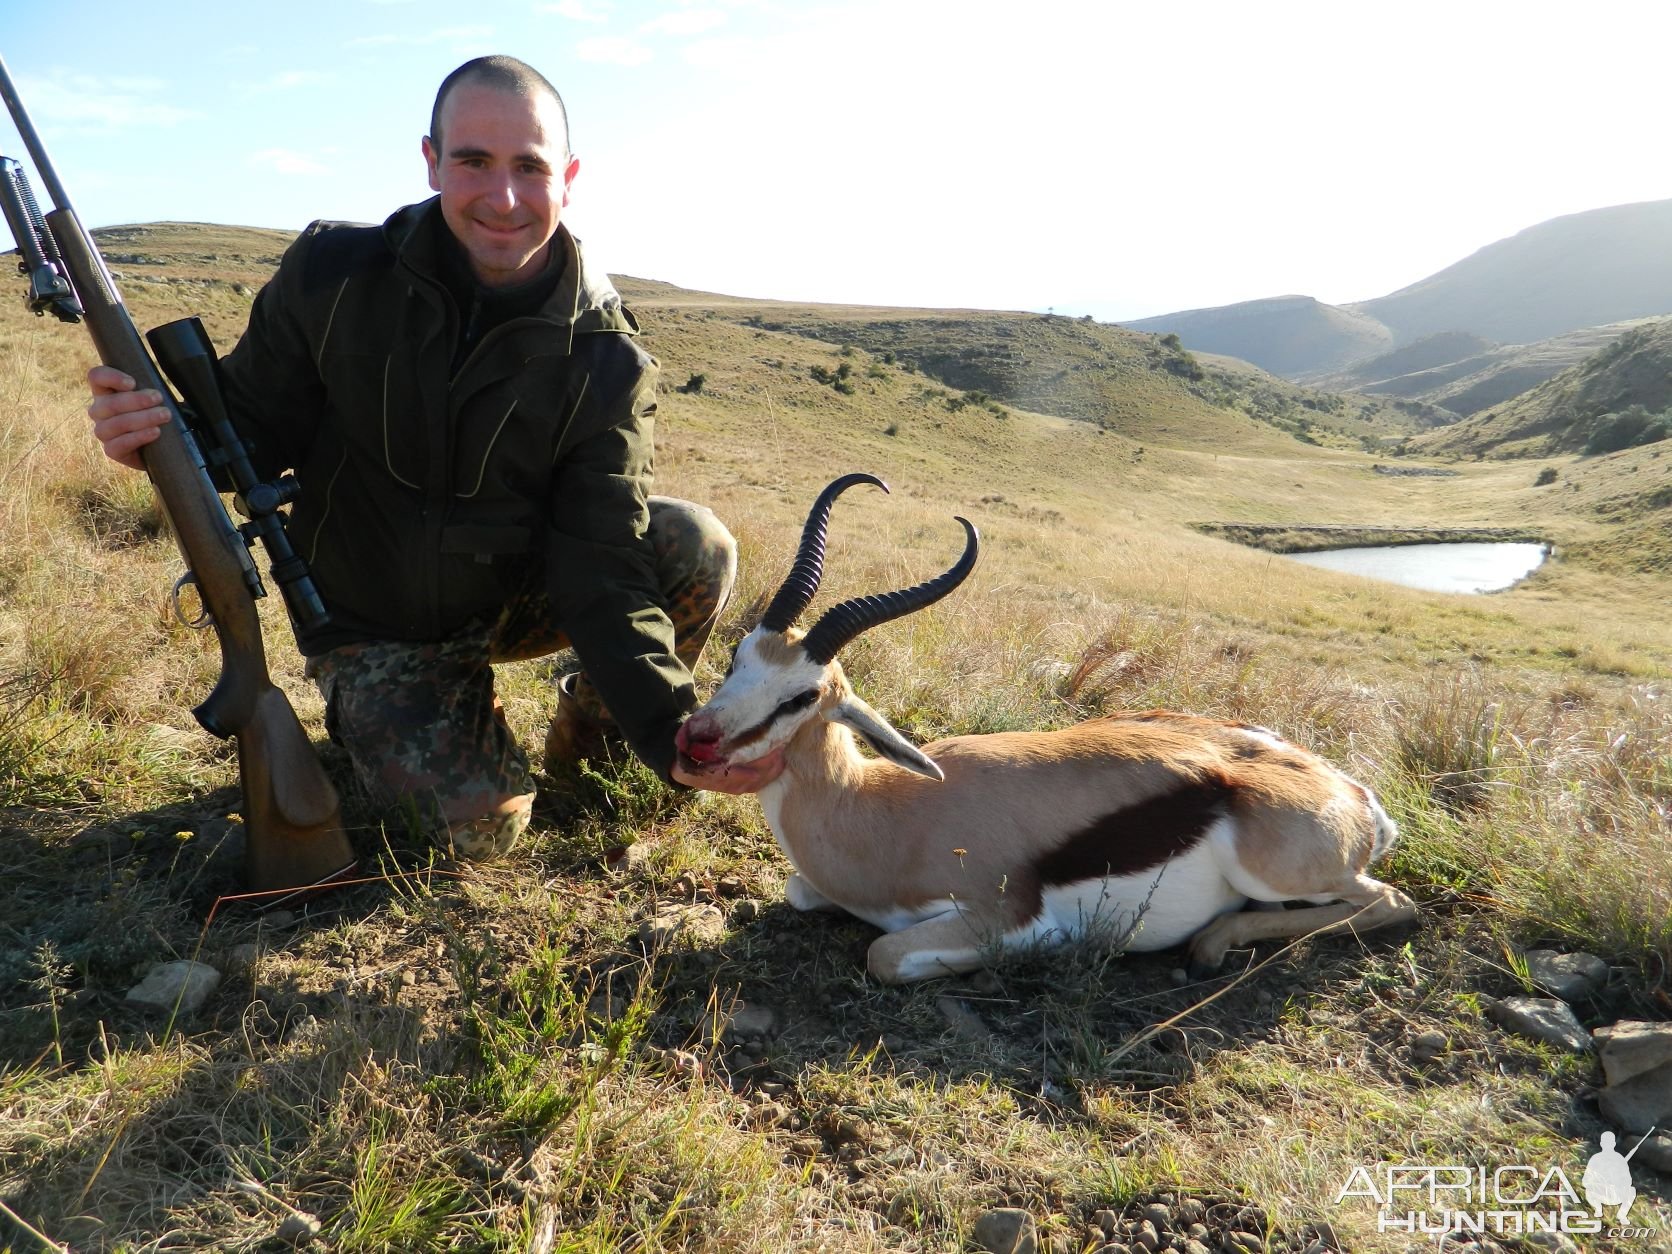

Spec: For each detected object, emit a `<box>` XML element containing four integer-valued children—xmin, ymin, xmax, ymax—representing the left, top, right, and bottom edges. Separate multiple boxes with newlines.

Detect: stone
<box><xmin>726</xmin><ymin>1004</ymin><xmax>778</xmax><ymax>1040</ymax></box>
<box><xmin>1221</xmin><ymin>1234</ymin><xmax>1262</xmax><ymax>1254</ymax></box>
<box><xmin>637</xmin><ymin>904</ymin><xmax>725</xmax><ymax>948</ymax></box>
<box><xmin>973</xmin><ymin>1208</ymin><xmax>1037</xmax><ymax>1254</ymax></box>
<box><xmin>125</xmin><ymin>960</ymin><xmax>221</xmax><ymax>1015</ymax></box>
<box><xmin>1175</xmin><ymin>1199</ymin><xmax>1206</xmax><ymax>1227</ymax></box>
<box><xmin>716</xmin><ymin>875</ymin><xmax>746</xmax><ymax>898</ymax></box>
<box><xmin>1593</xmin><ymin>1020</ymin><xmax>1672</xmax><ymax>1085</ymax></box>
<box><xmin>1483</xmin><ymin>996</ymin><xmax>1590</xmax><ymax>1053</ymax></box>
<box><xmin>1597</xmin><ymin>1063</ymin><xmax>1672</xmax><ymax>1133</ymax></box>
<box><xmin>276</xmin><ymin>1211</ymin><xmax>321</xmax><ymax>1244</ymax></box>
<box><xmin>1410</xmin><ymin>1029</ymin><xmax>1449</xmax><ymax>1063</ymax></box>
<box><xmin>1181</xmin><ymin>1243</ymin><xmax>1211</xmax><ymax>1254</ymax></box>
<box><xmin>1132</xmin><ymin>1220</ymin><xmax>1160</xmax><ymax>1250</ymax></box>
<box><xmin>224</xmin><ymin>943</ymin><xmax>262</xmax><ymax>972</ymax></box>
<box><xmin>1630</xmin><ymin>1132</ymin><xmax>1672</xmax><ymax>1174</ymax></box>
<box><xmin>1523</xmin><ymin>950</ymin><xmax>1608</xmax><ymax>1001</ymax></box>
<box><xmin>1140</xmin><ymin>1202</ymin><xmax>1173</xmax><ymax>1230</ymax></box>
<box><xmin>730</xmin><ymin>898</ymin><xmax>761</xmax><ymax>923</ymax></box>
<box><xmin>1093</xmin><ymin>1209</ymin><xmax>1118</xmax><ymax>1236</ymax></box>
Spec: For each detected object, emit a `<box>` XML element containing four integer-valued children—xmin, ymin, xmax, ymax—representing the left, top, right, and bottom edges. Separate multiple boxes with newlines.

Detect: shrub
<box><xmin>1584</xmin><ymin>406</ymin><xmax>1671</xmax><ymax>455</ymax></box>
<box><xmin>679</xmin><ymin>372</ymin><xmax>706</xmax><ymax>394</ymax></box>
<box><xmin>1535</xmin><ymin>467</ymin><xmax>1558</xmax><ymax>486</ymax></box>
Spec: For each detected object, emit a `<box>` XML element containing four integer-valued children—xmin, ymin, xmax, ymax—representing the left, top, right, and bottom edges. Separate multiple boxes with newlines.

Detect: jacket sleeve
<box><xmin>215</xmin><ymin>227</ymin><xmax>328</xmax><ymax>481</ymax></box>
<box><xmin>545</xmin><ymin>351</ymin><xmax>695</xmax><ymax>784</ymax></box>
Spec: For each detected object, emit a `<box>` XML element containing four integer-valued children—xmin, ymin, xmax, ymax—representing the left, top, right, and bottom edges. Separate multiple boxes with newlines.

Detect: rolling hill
<box><xmin>1411</xmin><ymin>317</ymin><xmax>1672</xmax><ymax>459</ymax></box>
<box><xmin>1125</xmin><ymin>199</ymin><xmax>1672</xmax><ymax>397</ymax></box>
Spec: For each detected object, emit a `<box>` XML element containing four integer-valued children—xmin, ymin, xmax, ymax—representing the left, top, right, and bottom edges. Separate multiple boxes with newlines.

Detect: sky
<box><xmin>3</xmin><ymin>0</ymin><xmax>1670</xmax><ymax>322</ymax></box>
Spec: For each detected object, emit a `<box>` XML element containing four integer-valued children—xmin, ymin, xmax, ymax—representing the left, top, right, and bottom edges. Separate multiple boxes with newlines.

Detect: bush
<box><xmin>1535</xmin><ymin>467</ymin><xmax>1558</xmax><ymax>486</ymax></box>
<box><xmin>679</xmin><ymin>373</ymin><xmax>706</xmax><ymax>394</ymax></box>
<box><xmin>1584</xmin><ymin>406</ymin><xmax>1671</xmax><ymax>455</ymax></box>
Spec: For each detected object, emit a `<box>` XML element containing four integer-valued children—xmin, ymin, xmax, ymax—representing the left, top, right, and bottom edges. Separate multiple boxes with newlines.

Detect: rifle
<box><xmin>0</xmin><ymin>54</ymin><xmax>357</xmax><ymax>902</ymax></box>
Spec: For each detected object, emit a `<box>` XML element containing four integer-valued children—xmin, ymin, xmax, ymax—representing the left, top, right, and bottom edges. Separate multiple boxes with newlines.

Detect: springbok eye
<box><xmin>776</xmin><ymin>690</ymin><xmax>819</xmax><ymax>717</ymax></box>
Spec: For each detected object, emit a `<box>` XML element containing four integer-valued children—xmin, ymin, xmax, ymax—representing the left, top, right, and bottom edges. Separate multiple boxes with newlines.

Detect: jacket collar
<box><xmin>382</xmin><ymin>197</ymin><xmax>638</xmax><ymax>353</ymax></box>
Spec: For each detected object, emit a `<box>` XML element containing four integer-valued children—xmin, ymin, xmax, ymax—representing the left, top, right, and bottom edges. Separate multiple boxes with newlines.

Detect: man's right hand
<box><xmin>87</xmin><ymin>365</ymin><xmax>171</xmax><ymax>470</ymax></box>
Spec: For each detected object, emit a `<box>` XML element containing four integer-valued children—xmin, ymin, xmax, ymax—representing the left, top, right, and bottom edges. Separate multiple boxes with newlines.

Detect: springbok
<box><xmin>675</xmin><ymin>474</ymin><xmax>1417</xmax><ymax>984</ymax></box>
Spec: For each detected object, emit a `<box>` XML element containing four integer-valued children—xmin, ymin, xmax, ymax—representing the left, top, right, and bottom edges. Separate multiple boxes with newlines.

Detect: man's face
<box><xmin>422</xmin><ymin>82</ymin><xmax>578</xmax><ymax>288</ymax></box>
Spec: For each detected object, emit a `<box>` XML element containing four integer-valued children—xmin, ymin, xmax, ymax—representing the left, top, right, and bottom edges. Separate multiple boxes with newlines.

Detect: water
<box><xmin>1286</xmin><ymin>542</ymin><xmax>1549</xmax><ymax>594</ymax></box>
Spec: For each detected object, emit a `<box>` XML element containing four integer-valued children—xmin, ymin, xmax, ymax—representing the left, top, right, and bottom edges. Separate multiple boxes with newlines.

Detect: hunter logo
<box><xmin>1335</xmin><ymin>1129</ymin><xmax>1659</xmax><ymax>1241</ymax></box>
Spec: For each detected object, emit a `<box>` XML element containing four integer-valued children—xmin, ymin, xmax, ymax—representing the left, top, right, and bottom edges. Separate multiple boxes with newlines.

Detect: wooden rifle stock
<box><xmin>0</xmin><ymin>50</ymin><xmax>357</xmax><ymax>899</ymax></box>
<box><xmin>50</xmin><ymin>217</ymin><xmax>357</xmax><ymax>895</ymax></box>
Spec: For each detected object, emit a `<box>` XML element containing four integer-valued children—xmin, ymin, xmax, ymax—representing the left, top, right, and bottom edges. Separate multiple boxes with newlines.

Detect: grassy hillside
<box><xmin>1352</xmin><ymin>199</ymin><xmax>1672</xmax><ymax>347</ymax></box>
<box><xmin>1122</xmin><ymin>294</ymin><xmax>1393</xmax><ymax>378</ymax></box>
<box><xmin>622</xmin><ymin>284</ymin><xmax>1442</xmax><ymax>456</ymax></box>
<box><xmin>1413</xmin><ymin>319</ymin><xmax>1672</xmax><ymax>459</ymax></box>
<box><xmin>2</xmin><ymin>225</ymin><xmax>1669</xmax><ymax>1252</ymax></box>
<box><xmin>1313</xmin><ymin>321</ymin><xmax>1669</xmax><ymax>420</ymax></box>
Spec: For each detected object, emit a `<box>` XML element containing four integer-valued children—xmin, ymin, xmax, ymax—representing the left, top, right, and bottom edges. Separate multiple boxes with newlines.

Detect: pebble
<box><xmin>1524</xmin><ymin>949</ymin><xmax>1609</xmax><ymax>1001</ymax></box>
<box><xmin>125</xmin><ymin>960</ymin><xmax>221</xmax><ymax>1015</ymax></box>
<box><xmin>275</xmin><ymin>1211</ymin><xmax>321</xmax><ymax>1244</ymax></box>
<box><xmin>1140</xmin><ymin>1202</ymin><xmax>1172</xmax><ymax>1230</ymax></box>
<box><xmin>1410</xmin><ymin>1029</ymin><xmax>1449</xmax><ymax>1063</ymax></box>
<box><xmin>716</xmin><ymin>875</ymin><xmax>746</xmax><ymax>897</ymax></box>
<box><xmin>730</xmin><ymin>898</ymin><xmax>761</xmax><ymax>923</ymax></box>
<box><xmin>264</xmin><ymin>910</ymin><xmax>298</xmax><ymax>928</ymax></box>
<box><xmin>973</xmin><ymin>1208</ymin><xmax>1037</xmax><ymax>1254</ymax></box>
<box><xmin>637</xmin><ymin>904</ymin><xmax>725</xmax><ymax>948</ymax></box>
<box><xmin>1484</xmin><ymin>995</ymin><xmax>1591</xmax><ymax>1053</ymax></box>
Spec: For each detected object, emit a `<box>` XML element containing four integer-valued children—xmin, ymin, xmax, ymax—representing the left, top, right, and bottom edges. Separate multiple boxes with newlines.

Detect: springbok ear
<box><xmin>828</xmin><ymin>694</ymin><xmax>944</xmax><ymax>781</ymax></box>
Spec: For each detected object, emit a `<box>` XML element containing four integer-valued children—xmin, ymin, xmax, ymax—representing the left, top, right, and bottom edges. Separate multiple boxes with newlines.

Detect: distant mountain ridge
<box><xmin>1124</xmin><ymin>199</ymin><xmax>1672</xmax><ymax>384</ymax></box>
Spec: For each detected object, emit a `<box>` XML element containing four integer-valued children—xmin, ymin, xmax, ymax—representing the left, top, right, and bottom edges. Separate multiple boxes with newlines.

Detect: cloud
<box><xmin>535</xmin><ymin>0</ymin><xmax>610</xmax><ymax>21</ymax></box>
<box><xmin>248</xmin><ymin>148</ymin><xmax>331</xmax><ymax>176</ymax></box>
<box><xmin>347</xmin><ymin>25</ymin><xmax>494</xmax><ymax>47</ymax></box>
<box><xmin>576</xmin><ymin>37</ymin><xmax>653</xmax><ymax>66</ymax></box>
<box><xmin>19</xmin><ymin>74</ymin><xmax>199</xmax><ymax>130</ymax></box>
<box><xmin>638</xmin><ymin>8</ymin><xmax>726</xmax><ymax>36</ymax></box>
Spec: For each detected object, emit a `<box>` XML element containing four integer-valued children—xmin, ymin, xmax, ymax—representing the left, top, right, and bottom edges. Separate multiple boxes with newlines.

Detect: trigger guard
<box><xmin>171</xmin><ymin>572</ymin><xmax>213</xmax><ymax>629</ymax></box>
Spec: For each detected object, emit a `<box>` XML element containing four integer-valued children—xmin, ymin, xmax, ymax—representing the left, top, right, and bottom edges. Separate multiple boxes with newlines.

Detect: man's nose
<box><xmin>482</xmin><ymin>173</ymin><xmax>517</xmax><ymax>214</ymax></box>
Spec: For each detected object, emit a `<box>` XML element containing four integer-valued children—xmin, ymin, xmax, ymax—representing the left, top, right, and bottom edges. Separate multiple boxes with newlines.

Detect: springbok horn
<box><xmin>760</xmin><ymin>473</ymin><xmax>889</xmax><ymax>632</ymax></box>
<box><xmin>799</xmin><ymin>516</ymin><xmax>979</xmax><ymax>665</ymax></box>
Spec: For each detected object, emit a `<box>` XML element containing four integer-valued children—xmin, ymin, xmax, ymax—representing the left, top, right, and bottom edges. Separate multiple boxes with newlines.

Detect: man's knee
<box><xmin>646</xmin><ymin>497</ymin><xmax>737</xmax><ymax>602</ymax></box>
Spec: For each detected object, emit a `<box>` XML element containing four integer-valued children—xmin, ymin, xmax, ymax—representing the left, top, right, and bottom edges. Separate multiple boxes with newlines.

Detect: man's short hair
<box><xmin>430</xmin><ymin>56</ymin><xmax>570</xmax><ymax>156</ymax></box>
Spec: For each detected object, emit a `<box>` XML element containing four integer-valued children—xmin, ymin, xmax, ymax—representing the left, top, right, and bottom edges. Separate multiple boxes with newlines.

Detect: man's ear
<box><xmin>422</xmin><ymin>136</ymin><xmax>441</xmax><ymax>192</ymax></box>
<box><xmin>560</xmin><ymin>153</ymin><xmax>580</xmax><ymax>208</ymax></box>
<box><xmin>828</xmin><ymin>694</ymin><xmax>944</xmax><ymax>781</ymax></box>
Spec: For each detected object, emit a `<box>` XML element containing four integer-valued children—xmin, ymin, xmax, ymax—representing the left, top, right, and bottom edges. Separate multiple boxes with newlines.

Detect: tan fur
<box><xmin>689</xmin><ymin>650</ymin><xmax>1416</xmax><ymax>983</ymax></box>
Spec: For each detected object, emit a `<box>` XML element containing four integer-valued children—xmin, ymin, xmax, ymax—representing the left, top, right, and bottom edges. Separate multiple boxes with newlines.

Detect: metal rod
<box><xmin>0</xmin><ymin>51</ymin><xmax>76</xmax><ymax>216</ymax></box>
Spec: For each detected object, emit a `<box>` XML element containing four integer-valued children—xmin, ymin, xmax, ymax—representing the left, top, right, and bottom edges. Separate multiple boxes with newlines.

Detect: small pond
<box><xmin>1286</xmin><ymin>542</ymin><xmax>1549</xmax><ymax>594</ymax></box>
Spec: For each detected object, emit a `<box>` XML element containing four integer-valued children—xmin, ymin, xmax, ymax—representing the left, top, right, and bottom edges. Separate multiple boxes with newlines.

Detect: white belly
<box><xmin>1037</xmin><ymin>835</ymin><xmax>1246</xmax><ymax>951</ymax></box>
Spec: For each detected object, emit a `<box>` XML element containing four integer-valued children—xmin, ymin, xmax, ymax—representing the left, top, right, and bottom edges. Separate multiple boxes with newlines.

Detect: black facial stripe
<box><xmin>728</xmin><ymin>690</ymin><xmax>821</xmax><ymax>750</ymax></box>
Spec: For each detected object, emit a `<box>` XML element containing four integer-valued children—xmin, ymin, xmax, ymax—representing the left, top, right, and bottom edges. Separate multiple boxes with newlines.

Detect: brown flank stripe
<box><xmin>1034</xmin><ymin>777</ymin><xmax>1236</xmax><ymax>887</ymax></box>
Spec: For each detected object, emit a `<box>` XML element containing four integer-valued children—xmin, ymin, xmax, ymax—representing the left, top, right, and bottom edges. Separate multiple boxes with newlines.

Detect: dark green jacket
<box><xmin>218</xmin><ymin>198</ymin><xmax>693</xmax><ymax>780</ymax></box>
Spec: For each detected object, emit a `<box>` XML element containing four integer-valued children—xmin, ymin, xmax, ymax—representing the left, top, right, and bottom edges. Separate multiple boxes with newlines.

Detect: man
<box><xmin>88</xmin><ymin>55</ymin><xmax>743</xmax><ymax>860</ymax></box>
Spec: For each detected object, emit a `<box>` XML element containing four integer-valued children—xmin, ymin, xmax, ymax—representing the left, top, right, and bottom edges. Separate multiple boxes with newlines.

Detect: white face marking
<box><xmin>696</xmin><ymin>629</ymin><xmax>832</xmax><ymax>763</ymax></box>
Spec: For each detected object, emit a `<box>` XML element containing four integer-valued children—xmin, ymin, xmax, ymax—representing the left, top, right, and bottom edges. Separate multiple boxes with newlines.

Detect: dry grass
<box><xmin>2</xmin><ymin>226</ymin><xmax>1669</xmax><ymax>1251</ymax></box>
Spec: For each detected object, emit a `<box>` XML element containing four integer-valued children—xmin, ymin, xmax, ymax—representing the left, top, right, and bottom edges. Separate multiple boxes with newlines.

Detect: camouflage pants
<box><xmin>305</xmin><ymin>497</ymin><xmax>736</xmax><ymax>861</ymax></box>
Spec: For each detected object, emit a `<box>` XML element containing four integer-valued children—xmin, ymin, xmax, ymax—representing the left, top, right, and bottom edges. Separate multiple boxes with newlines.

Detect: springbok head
<box><xmin>675</xmin><ymin>473</ymin><xmax>978</xmax><ymax>784</ymax></box>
